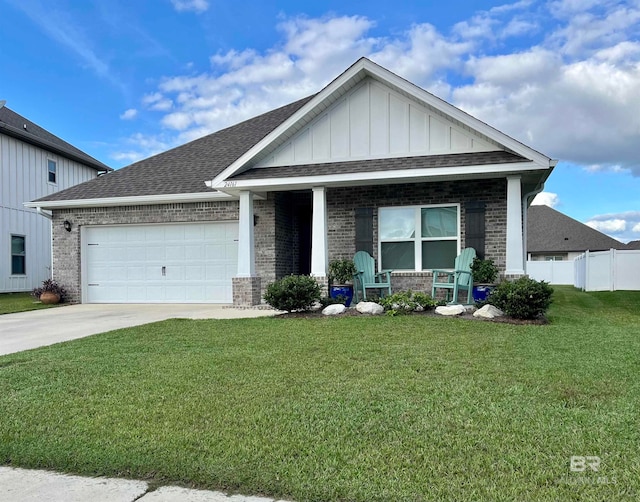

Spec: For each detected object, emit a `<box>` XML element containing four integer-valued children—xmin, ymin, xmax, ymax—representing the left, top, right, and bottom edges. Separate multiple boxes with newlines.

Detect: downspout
<box><xmin>522</xmin><ymin>186</ymin><xmax>544</xmax><ymax>275</ymax></box>
<box><xmin>35</xmin><ymin>207</ymin><xmax>54</xmax><ymax>279</ymax></box>
<box><xmin>521</xmin><ymin>160</ymin><xmax>558</xmax><ymax>275</ymax></box>
<box><xmin>36</xmin><ymin>207</ymin><xmax>53</xmax><ymax>220</ymax></box>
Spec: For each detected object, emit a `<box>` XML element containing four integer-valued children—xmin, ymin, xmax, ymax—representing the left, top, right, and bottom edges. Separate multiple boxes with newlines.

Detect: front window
<box><xmin>11</xmin><ymin>235</ymin><xmax>26</xmax><ymax>275</ymax></box>
<box><xmin>48</xmin><ymin>159</ymin><xmax>57</xmax><ymax>184</ymax></box>
<box><xmin>379</xmin><ymin>205</ymin><xmax>459</xmax><ymax>271</ymax></box>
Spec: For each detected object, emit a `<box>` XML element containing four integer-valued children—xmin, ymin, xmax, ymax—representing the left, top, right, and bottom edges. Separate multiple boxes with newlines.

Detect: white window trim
<box><xmin>47</xmin><ymin>159</ymin><xmax>57</xmax><ymax>185</ymax></box>
<box><xmin>377</xmin><ymin>203</ymin><xmax>461</xmax><ymax>272</ymax></box>
<box><xmin>10</xmin><ymin>234</ymin><xmax>26</xmax><ymax>276</ymax></box>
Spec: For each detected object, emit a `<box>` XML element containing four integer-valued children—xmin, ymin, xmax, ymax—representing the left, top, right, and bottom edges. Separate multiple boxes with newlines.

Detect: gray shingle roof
<box><xmin>230</xmin><ymin>151</ymin><xmax>528</xmax><ymax>180</ymax></box>
<box><xmin>527</xmin><ymin>205</ymin><xmax>625</xmax><ymax>253</ymax></box>
<box><xmin>35</xmin><ymin>95</ymin><xmax>315</xmax><ymax>202</ymax></box>
<box><xmin>0</xmin><ymin>105</ymin><xmax>110</xmax><ymax>171</ymax></box>
<box><xmin>625</xmin><ymin>240</ymin><xmax>640</xmax><ymax>250</ymax></box>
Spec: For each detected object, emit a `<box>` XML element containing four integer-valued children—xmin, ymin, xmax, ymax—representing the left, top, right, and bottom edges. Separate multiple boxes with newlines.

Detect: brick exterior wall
<box><xmin>52</xmin><ymin>201</ymin><xmax>239</xmax><ymax>304</ymax></box>
<box><xmin>324</xmin><ymin>179</ymin><xmax>508</xmax><ymax>293</ymax></box>
<box><xmin>51</xmin><ymin>178</ymin><xmax>509</xmax><ymax>306</ymax></box>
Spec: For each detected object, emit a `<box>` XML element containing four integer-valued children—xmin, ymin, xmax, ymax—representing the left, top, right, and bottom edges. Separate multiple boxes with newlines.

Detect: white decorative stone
<box><xmin>355</xmin><ymin>301</ymin><xmax>384</xmax><ymax>315</ymax></box>
<box><xmin>322</xmin><ymin>304</ymin><xmax>346</xmax><ymax>315</ymax></box>
<box><xmin>435</xmin><ymin>305</ymin><xmax>466</xmax><ymax>316</ymax></box>
<box><xmin>473</xmin><ymin>304</ymin><xmax>505</xmax><ymax>319</ymax></box>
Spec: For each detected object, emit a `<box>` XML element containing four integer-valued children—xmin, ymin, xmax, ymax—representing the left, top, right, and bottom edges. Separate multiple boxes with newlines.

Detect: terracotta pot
<box><xmin>40</xmin><ymin>291</ymin><xmax>61</xmax><ymax>304</ymax></box>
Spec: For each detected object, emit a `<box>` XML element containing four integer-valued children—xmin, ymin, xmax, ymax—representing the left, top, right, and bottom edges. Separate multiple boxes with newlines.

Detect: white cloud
<box><xmin>111</xmin><ymin>151</ymin><xmax>145</xmax><ymax>163</ymax></box>
<box><xmin>117</xmin><ymin>4</ymin><xmax>640</xmax><ymax>180</ymax></box>
<box><xmin>119</xmin><ymin>108</ymin><xmax>138</xmax><ymax>120</ymax></box>
<box><xmin>586</xmin><ymin>219</ymin><xmax>627</xmax><ymax>233</ymax></box>
<box><xmin>170</xmin><ymin>0</ymin><xmax>208</xmax><ymax>13</ymax></box>
<box><xmin>142</xmin><ymin>92</ymin><xmax>173</xmax><ymax>111</ymax></box>
<box><xmin>531</xmin><ymin>192</ymin><xmax>560</xmax><ymax>207</ymax></box>
<box><xmin>111</xmin><ymin>133</ymin><xmax>171</xmax><ymax>164</ymax></box>
<box><xmin>585</xmin><ymin>211</ymin><xmax>640</xmax><ymax>241</ymax></box>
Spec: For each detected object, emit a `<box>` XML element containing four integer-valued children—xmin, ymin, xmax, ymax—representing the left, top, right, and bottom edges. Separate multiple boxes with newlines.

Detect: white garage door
<box><xmin>83</xmin><ymin>222</ymin><xmax>238</xmax><ymax>303</ymax></box>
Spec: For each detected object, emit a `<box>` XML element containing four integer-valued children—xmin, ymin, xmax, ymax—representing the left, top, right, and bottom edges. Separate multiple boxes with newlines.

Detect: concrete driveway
<box><xmin>0</xmin><ymin>304</ymin><xmax>278</xmax><ymax>356</ymax></box>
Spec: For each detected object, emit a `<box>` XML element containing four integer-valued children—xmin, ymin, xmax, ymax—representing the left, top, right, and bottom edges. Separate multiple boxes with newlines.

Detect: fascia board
<box><xmin>215</xmin><ymin>161</ymin><xmax>544</xmax><ymax>191</ymax></box>
<box><xmin>24</xmin><ymin>191</ymin><xmax>235</xmax><ymax>210</ymax></box>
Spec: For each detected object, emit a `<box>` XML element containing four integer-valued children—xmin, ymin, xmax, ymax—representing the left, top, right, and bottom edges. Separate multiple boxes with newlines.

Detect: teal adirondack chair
<box><xmin>431</xmin><ymin>248</ymin><xmax>476</xmax><ymax>304</ymax></box>
<box><xmin>352</xmin><ymin>251</ymin><xmax>392</xmax><ymax>302</ymax></box>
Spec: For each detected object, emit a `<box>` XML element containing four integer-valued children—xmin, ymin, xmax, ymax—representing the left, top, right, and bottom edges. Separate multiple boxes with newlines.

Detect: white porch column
<box><xmin>237</xmin><ymin>190</ymin><xmax>255</xmax><ymax>277</ymax></box>
<box><xmin>310</xmin><ymin>186</ymin><xmax>328</xmax><ymax>277</ymax></box>
<box><xmin>505</xmin><ymin>176</ymin><xmax>525</xmax><ymax>275</ymax></box>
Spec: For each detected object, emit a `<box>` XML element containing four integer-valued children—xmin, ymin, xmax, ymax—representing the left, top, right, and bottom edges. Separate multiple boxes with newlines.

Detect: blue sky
<box><xmin>2</xmin><ymin>0</ymin><xmax>639</xmax><ymax>242</ymax></box>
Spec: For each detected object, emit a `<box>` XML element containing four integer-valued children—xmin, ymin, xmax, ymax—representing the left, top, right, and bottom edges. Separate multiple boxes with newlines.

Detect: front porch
<box><xmin>232</xmin><ymin>176</ymin><xmax>527</xmax><ymax>306</ymax></box>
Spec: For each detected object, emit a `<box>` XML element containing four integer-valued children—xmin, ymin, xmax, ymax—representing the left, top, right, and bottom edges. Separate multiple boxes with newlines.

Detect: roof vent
<box><xmin>23</xmin><ymin>123</ymin><xmax>28</xmax><ymax>130</ymax></box>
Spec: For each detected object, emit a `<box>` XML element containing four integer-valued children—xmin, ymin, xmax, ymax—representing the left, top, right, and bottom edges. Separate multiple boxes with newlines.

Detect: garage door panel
<box><xmin>165</xmin><ymin>245</ymin><xmax>185</xmax><ymax>261</ymax></box>
<box><xmin>84</xmin><ymin>222</ymin><xmax>238</xmax><ymax>303</ymax></box>
<box><xmin>146</xmin><ymin>246</ymin><xmax>165</xmax><ymax>260</ymax></box>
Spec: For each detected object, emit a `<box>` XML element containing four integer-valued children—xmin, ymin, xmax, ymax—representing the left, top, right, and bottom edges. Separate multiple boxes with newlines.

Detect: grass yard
<box><xmin>0</xmin><ymin>286</ymin><xmax>639</xmax><ymax>501</ymax></box>
<box><xmin>0</xmin><ymin>292</ymin><xmax>62</xmax><ymax>315</ymax></box>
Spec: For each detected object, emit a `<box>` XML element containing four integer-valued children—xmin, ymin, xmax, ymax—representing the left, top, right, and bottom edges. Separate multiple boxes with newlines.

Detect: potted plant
<box><xmin>328</xmin><ymin>258</ymin><xmax>357</xmax><ymax>306</ymax></box>
<box><xmin>32</xmin><ymin>279</ymin><xmax>67</xmax><ymax>305</ymax></box>
<box><xmin>470</xmin><ymin>257</ymin><xmax>499</xmax><ymax>303</ymax></box>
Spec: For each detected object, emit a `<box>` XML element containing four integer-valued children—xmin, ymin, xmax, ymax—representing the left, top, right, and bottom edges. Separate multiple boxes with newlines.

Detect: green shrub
<box><xmin>264</xmin><ymin>275</ymin><xmax>321</xmax><ymax>312</ymax></box>
<box><xmin>328</xmin><ymin>259</ymin><xmax>357</xmax><ymax>285</ymax></box>
<box><xmin>489</xmin><ymin>277</ymin><xmax>553</xmax><ymax>320</ymax></box>
<box><xmin>471</xmin><ymin>257</ymin><xmax>499</xmax><ymax>284</ymax></box>
<box><xmin>377</xmin><ymin>290</ymin><xmax>436</xmax><ymax>314</ymax></box>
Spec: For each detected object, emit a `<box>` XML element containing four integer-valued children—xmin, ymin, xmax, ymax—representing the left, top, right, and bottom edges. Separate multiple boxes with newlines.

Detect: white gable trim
<box><xmin>210</xmin><ymin>58</ymin><xmax>554</xmax><ymax>188</ymax></box>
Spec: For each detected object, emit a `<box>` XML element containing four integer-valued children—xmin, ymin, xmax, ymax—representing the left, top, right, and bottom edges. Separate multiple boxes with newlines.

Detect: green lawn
<box><xmin>1</xmin><ymin>286</ymin><xmax>639</xmax><ymax>501</ymax></box>
<box><xmin>0</xmin><ymin>292</ymin><xmax>62</xmax><ymax>315</ymax></box>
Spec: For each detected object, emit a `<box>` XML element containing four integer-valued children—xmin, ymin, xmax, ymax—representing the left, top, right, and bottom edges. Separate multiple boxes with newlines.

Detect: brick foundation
<box><xmin>232</xmin><ymin>276</ymin><xmax>262</xmax><ymax>306</ymax></box>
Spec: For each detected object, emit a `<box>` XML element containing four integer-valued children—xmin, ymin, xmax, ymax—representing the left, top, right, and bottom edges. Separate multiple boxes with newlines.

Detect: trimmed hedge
<box><xmin>489</xmin><ymin>277</ymin><xmax>553</xmax><ymax>320</ymax></box>
<box><xmin>264</xmin><ymin>275</ymin><xmax>321</xmax><ymax>312</ymax></box>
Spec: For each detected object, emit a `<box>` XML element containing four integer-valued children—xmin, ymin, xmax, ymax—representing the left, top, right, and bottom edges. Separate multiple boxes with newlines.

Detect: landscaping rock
<box><xmin>322</xmin><ymin>304</ymin><xmax>346</xmax><ymax>316</ymax></box>
<box><xmin>464</xmin><ymin>305</ymin><xmax>478</xmax><ymax>314</ymax></box>
<box><xmin>355</xmin><ymin>301</ymin><xmax>384</xmax><ymax>315</ymax></box>
<box><xmin>473</xmin><ymin>304</ymin><xmax>505</xmax><ymax>319</ymax></box>
<box><xmin>435</xmin><ymin>305</ymin><xmax>466</xmax><ymax>316</ymax></box>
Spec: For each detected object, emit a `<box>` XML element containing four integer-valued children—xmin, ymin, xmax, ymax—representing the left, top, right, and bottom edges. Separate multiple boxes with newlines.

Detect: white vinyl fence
<box><xmin>574</xmin><ymin>249</ymin><xmax>640</xmax><ymax>291</ymax></box>
<box><xmin>526</xmin><ymin>260</ymin><xmax>575</xmax><ymax>285</ymax></box>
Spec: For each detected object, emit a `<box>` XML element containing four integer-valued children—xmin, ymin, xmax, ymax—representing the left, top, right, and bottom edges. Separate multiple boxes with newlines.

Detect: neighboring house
<box><xmin>27</xmin><ymin>58</ymin><xmax>557</xmax><ymax>305</ymax></box>
<box><xmin>1</xmin><ymin>102</ymin><xmax>111</xmax><ymax>293</ymax></box>
<box><xmin>527</xmin><ymin>205</ymin><xmax>626</xmax><ymax>261</ymax></box>
<box><xmin>625</xmin><ymin>240</ymin><xmax>640</xmax><ymax>250</ymax></box>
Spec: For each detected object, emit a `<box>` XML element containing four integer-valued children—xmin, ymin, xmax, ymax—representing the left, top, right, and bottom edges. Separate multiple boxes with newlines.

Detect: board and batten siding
<box><xmin>255</xmin><ymin>78</ymin><xmax>498</xmax><ymax>168</ymax></box>
<box><xmin>1</xmin><ymin>133</ymin><xmax>99</xmax><ymax>292</ymax></box>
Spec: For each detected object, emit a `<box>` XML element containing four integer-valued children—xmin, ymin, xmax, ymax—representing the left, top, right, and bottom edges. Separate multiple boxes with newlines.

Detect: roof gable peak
<box><xmin>210</xmin><ymin>57</ymin><xmax>554</xmax><ymax>188</ymax></box>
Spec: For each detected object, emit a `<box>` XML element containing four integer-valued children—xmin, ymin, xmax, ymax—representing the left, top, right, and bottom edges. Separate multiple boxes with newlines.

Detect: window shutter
<box><xmin>465</xmin><ymin>201</ymin><xmax>485</xmax><ymax>259</ymax></box>
<box><xmin>355</xmin><ymin>207</ymin><xmax>374</xmax><ymax>255</ymax></box>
